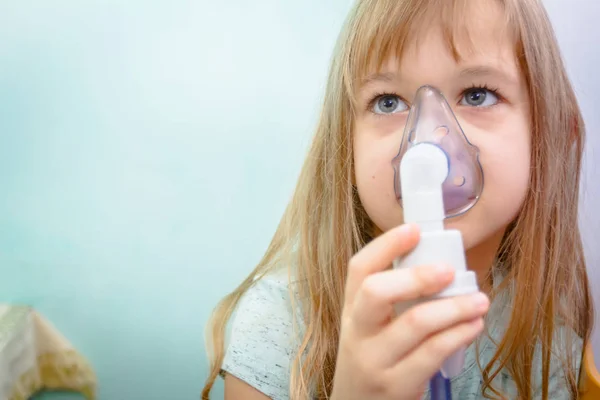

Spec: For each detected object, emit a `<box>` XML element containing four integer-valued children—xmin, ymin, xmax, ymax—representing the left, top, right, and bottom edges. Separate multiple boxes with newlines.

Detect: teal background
<box><xmin>0</xmin><ymin>1</ymin><xmax>349</xmax><ymax>399</ymax></box>
<box><xmin>0</xmin><ymin>1</ymin><xmax>597</xmax><ymax>400</ymax></box>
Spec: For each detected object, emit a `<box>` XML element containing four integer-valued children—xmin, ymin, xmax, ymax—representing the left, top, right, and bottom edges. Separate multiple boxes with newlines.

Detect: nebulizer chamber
<box><xmin>391</xmin><ymin>86</ymin><xmax>484</xmax><ymax>388</ymax></box>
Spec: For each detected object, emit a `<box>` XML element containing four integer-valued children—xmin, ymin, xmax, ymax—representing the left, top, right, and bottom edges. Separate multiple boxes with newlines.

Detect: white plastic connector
<box><xmin>393</xmin><ymin>143</ymin><xmax>479</xmax><ymax>378</ymax></box>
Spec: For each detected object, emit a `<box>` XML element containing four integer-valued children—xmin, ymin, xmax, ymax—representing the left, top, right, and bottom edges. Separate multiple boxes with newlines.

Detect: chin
<box><xmin>444</xmin><ymin>211</ymin><xmax>491</xmax><ymax>250</ymax></box>
<box><xmin>446</xmin><ymin>215</ymin><xmax>509</xmax><ymax>256</ymax></box>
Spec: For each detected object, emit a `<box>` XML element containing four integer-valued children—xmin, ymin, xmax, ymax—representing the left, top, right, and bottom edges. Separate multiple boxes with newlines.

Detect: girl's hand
<box><xmin>331</xmin><ymin>224</ymin><xmax>489</xmax><ymax>400</ymax></box>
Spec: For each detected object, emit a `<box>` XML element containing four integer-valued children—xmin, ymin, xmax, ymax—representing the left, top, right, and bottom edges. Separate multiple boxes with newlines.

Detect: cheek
<box><xmin>353</xmin><ymin>129</ymin><xmax>404</xmax><ymax>231</ymax></box>
<box><xmin>478</xmin><ymin>117</ymin><xmax>531</xmax><ymax>202</ymax></box>
<box><xmin>481</xmin><ymin>133</ymin><xmax>530</xmax><ymax>218</ymax></box>
<box><xmin>449</xmin><ymin>118</ymin><xmax>531</xmax><ymax>249</ymax></box>
<box><xmin>354</xmin><ymin>135</ymin><xmax>397</xmax><ymax>198</ymax></box>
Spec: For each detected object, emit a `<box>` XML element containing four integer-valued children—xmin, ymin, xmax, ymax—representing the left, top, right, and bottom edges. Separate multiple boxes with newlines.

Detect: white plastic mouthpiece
<box><xmin>399</xmin><ymin>143</ymin><xmax>448</xmax><ymax>233</ymax></box>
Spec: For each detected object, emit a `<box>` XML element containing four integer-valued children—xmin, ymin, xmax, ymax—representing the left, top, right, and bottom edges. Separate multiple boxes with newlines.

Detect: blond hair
<box><xmin>202</xmin><ymin>0</ymin><xmax>594</xmax><ymax>399</ymax></box>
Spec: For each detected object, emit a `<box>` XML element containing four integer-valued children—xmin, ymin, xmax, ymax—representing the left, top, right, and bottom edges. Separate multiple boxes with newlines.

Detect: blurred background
<box><xmin>0</xmin><ymin>1</ymin><xmax>597</xmax><ymax>399</ymax></box>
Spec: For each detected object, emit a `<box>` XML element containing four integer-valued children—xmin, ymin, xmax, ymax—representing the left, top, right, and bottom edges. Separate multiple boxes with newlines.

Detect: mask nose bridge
<box><xmin>417</xmin><ymin>88</ymin><xmax>472</xmax><ymax>157</ymax></box>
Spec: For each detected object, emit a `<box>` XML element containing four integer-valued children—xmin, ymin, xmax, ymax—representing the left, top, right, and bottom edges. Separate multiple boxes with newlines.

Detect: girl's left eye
<box><xmin>460</xmin><ymin>88</ymin><xmax>499</xmax><ymax>107</ymax></box>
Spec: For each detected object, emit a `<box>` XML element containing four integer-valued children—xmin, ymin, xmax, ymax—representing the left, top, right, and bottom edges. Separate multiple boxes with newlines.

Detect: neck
<box><xmin>465</xmin><ymin>229</ymin><xmax>506</xmax><ymax>294</ymax></box>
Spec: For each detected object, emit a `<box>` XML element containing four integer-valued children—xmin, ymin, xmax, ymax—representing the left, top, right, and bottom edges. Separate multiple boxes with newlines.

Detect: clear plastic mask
<box><xmin>392</xmin><ymin>85</ymin><xmax>484</xmax><ymax>218</ymax></box>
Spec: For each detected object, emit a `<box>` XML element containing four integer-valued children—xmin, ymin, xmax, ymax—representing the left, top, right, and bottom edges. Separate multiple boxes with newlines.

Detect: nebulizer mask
<box><xmin>391</xmin><ymin>86</ymin><xmax>484</xmax><ymax>399</ymax></box>
<box><xmin>392</xmin><ymin>85</ymin><xmax>484</xmax><ymax>219</ymax></box>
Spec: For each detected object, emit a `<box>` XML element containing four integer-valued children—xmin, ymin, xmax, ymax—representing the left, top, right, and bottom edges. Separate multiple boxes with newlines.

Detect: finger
<box><xmin>351</xmin><ymin>264</ymin><xmax>456</xmax><ymax>334</ymax></box>
<box><xmin>389</xmin><ymin>317</ymin><xmax>485</xmax><ymax>388</ymax></box>
<box><xmin>378</xmin><ymin>292</ymin><xmax>489</xmax><ymax>365</ymax></box>
<box><xmin>345</xmin><ymin>224</ymin><xmax>420</xmax><ymax>305</ymax></box>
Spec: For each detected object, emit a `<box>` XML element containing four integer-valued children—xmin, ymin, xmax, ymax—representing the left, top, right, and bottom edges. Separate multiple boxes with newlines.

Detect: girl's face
<box><xmin>353</xmin><ymin>2</ymin><xmax>531</xmax><ymax>264</ymax></box>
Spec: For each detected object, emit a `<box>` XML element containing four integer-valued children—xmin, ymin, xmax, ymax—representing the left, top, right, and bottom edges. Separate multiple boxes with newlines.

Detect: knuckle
<box><xmin>360</xmin><ymin>276</ymin><xmax>380</xmax><ymax>300</ymax></box>
<box><xmin>347</xmin><ymin>256</ymin><xmax>362</xmax><ymax>275</ymax></box>
<box><xmin>428</xmin><ymin>334</ymin><xmax>455</xmax><ymax>356</ymax></box>
<box><xmin>338</xmin><ymin>331</ymin><xmax>356</xmax><ymax>356</ymax></box>
<box><xmin>359</xmin><ymin>357</ymin><xmax>388</xmax><ymax>393</ymax></box>
<box><xmin>351</xmin><ymin>341</ymin><xmax>376</xmax><ymax>369</ymax></box>
<box><xmin>343</xmin><ymin>338</ymin><xmax>386</xmax><ymax>378</ymax></box>
<box><xmin>412</xmin><ymin>267</ymin><xmax>435</xmax><ymax>292</ymax></box>
<box><xmin>455</xmin><ymin>296</ymin><xmax>476</xmax><ymax>315</ymax></box>
<box><xmin>379</xmin><ymin>369</ymin><xmax>400</xmax><ymax>395</ymax></box>
<box><xmin>358</xmin><ymin>351</ymin><xmax>375</xmax><ymax>375</ymax></box>
<box><xmin>364</xmin><ymin>374</ymin><xmax>388</xmax><ymax>395</ymax></box>
<box><xmin>413</xmin><ymin>265</ymin><xmax>431</xmax><ymax>281</ymax></box>
<box><xmin>402</xmin><ymin>307</ymin><xmax>427</xmax><ymax>330</ymax></box>
<box><xmin>340</xmin><ymin>314</ymin><xmax>354</xmax><ymax>335</ymax></box>
<box><xmin>339</xmin><ymin>325</ymin><xmax>363</xmax><ymax>357</ymax></box>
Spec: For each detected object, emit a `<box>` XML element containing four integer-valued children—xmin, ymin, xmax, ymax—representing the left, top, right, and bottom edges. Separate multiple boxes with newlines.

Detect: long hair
<box><xmin>202</xmin><ymin>1</ymin><xmax>594</xmax><ymax>399</ymax></box>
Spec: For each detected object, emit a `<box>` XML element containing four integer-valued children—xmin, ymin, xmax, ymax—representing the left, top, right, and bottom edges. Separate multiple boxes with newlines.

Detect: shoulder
<box><xmin>536</xmin><ymin>324</ymin><xmax>584</xmax><ymax>398</ymax></box>
<box><xmin>453</xmin><ymin>283</ymin><xmax>584</xmax><ymax>399</ymax></box>
<box><xmin>221</xmin><ymin>267</ymin><xmax>302</xmax><ymax>400</ymax></box>
<box><xmin>479</xmin><ymin>288</ymin><xmax>583</xmax><ymax>398</ymax></box>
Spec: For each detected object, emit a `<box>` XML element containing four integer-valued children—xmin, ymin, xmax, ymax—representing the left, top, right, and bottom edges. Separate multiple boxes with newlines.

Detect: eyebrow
<box><xmin>360</xmin><ymin>65</ymin><xmax>519</xmax><ymax>88</ymax></box>
<box><xmin>361</xmin><ymin>72</ymin><xmax>399</xmax><ymax>87</ymax></box>
<box><xmin>458</xmin><ymin>66</ymin><xmax>519</xmax><ymax>85</ymax></box>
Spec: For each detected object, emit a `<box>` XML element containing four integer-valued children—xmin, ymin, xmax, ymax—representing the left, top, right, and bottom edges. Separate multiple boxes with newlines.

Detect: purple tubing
<box><xmin>430</xmin><ymin>371</ymin><xmax>452</xmax><ymax>400</ymax></box>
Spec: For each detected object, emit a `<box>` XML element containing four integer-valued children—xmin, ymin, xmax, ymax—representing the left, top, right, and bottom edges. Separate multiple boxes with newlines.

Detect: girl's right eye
<box><xmin>371</xmin><ymin>94</ymin><xmax>409</xmax><ymax>115</ymax></box>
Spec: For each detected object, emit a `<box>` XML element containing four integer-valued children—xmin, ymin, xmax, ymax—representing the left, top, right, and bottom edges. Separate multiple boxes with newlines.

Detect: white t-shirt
<box><xmin>221</xmin><ymin>267</ymin><xmax>582</xmax><ymax>399</ymax></box>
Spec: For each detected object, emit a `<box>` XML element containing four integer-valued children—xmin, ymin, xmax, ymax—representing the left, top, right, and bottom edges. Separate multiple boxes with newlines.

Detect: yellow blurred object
<box><xmin>0</xmin><ymin>305</ymin><xmax>96</xmax><ymax>400</ymax></box>
<box><xmin>580</xmin><ymin>343</ymin><xmax>600</xmax><ymax>399</ymax></box>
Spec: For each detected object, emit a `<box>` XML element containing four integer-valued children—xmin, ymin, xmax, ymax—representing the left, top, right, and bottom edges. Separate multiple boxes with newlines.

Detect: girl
<box><xmin>203</xmin><ymin>0</ymin><xmax>594</xmax><ymax>399</ymax></box>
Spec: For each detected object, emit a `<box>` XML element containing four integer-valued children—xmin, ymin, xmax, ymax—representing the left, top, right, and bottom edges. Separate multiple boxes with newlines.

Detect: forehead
<box><xmin>350</xmin><ymin>0</ymin><xmax>520</xmax><ymax>91</ymax></box>
<box><xmin>409</xmin><ymin>2</ymin><xmax>513</xmax><ymax>63</ymax></box>
<box><xmin>390</xmin><ymin>5</ymin><xmax>518</xmax><ymax>88</ymax></box>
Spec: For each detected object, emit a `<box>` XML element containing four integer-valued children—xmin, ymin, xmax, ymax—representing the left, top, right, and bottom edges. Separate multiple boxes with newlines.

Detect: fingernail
<box><xmin>473</xmin><ymin>293</ymin><xmax>489</xmax><ymax>310</ymax></box>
